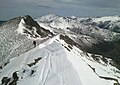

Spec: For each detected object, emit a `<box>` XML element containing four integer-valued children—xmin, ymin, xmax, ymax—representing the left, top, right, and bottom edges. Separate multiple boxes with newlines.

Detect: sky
<box><xmin>0</xmin><ymin>0</ymin><xmax>120</xmax><ymax>20</ymax></box>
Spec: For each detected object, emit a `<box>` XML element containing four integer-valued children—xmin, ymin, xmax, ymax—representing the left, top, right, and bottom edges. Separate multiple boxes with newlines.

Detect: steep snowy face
<box><xmin>17</xmin><ymin>18</ymin><xmax>41</xmax><ymax>39</ymax></box>
<box><xmin>0</xmin><ymin>15</ymin><xmax>53</xmax><ymax>67</ymax></box>
<box><xmin>59</xmin><ymin>33</ymin><xmax>120</xmax><ymax>70</ymax></box>
<box><xmin>17</xmin><ymin>15</ymin><xmax>53</xmax><ymax>39</ymax></box>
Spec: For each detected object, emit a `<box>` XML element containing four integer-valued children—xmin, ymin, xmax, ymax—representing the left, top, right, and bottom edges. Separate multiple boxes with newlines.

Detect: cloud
<box><xmin>87</xmin><ymin>0</ymin><xmax>120</xmax><ymax>8</ymax></box>
<box><xmin>53</xmin><ymin>0</ymin><xmax>120</xmax><ymax>8</ymax></box>
<box><xmin>37</xmin><ymin>5</ymin><xmax>54</xmax><ymax>9</ymax></box>
<box><xmin>1</xmin><ymin>0</ymin><xmax>120</xmax><ymax>20</ymax></box>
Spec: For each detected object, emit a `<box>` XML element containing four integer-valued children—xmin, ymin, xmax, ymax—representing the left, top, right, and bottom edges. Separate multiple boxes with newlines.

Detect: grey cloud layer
<box><xmin>0</xmin><ymin>0</ymin><xmax>120</xmax><ymax>20</ymax></box>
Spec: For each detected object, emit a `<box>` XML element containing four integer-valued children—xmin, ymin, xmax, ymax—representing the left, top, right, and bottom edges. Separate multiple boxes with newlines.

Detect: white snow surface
<box><xmin>1</xmin><ymin>14</ymin><xmax>120</xmax><ymax>85</ymax></box>
<box><xmin>0</xmin><ymin>35</ymin><xmax>120</xmax><ymax>85</ymax></box>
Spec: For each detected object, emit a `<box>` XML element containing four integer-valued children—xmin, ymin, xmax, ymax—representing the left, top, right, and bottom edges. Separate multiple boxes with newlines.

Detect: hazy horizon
<box><xmin>1</xmin><ymin>0</ymin><xmax>120</xmax><ymax>20</ymax></box>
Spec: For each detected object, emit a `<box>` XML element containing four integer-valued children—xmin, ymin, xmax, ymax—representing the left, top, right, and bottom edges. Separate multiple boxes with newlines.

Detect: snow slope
<box><xmin>0</xmin><ymin>42</ymin><xmax>82</xmax><ymax>85</ymax></box>
<box><xmin>0</xmin><ymin>14</ymin><xmax>120</xmax><ymax>85</ymax></box>
<box><xmin>0</xmin><ymin>36</ymin><xmax>120</xmax><ymax>85</ymax></box>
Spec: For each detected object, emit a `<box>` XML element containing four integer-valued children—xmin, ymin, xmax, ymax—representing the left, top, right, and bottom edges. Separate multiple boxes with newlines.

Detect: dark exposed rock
<box><xmin>30</xmin><ymin>70</ymin><xmax>35</xmax><ymax>76</ymax></box>
<box><xmin>27</xmin><ymin>57</ymin><xmax>42</xmax><ymax>67</ymax></box>
<box><xmin>33</xmin><ymin>41</ymin><xmax>36</xmax><ymax>47</ymax></box>
<box><xmin>60</xmin><ymin>35</ymin><xmax>80</xmax><ymax>47</ymax></box>
<box><xmin>1</xmin><ymin>77</ymin><xmax>10</xmax><ymax>85</ymax></box>
<box><xmin>1</xmin><ymin>72</ymin><xmax>19</xmax><ymax>85</ymax></box>
<box><xmin>12</xmin><ymin>72</ymin><xmax>19</xmax><ymax>81</ymax></box>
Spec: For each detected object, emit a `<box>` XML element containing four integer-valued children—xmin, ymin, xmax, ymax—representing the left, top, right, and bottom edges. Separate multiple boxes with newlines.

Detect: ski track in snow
<box><xmin>37</xmin><ymin>42</ymin><xmax>82</xmax><ymax>85</ymax></box>
<box><xmin>38</xmin><ymin>49</ymin><xmax>50</xmax><ymax>85</ymax></box>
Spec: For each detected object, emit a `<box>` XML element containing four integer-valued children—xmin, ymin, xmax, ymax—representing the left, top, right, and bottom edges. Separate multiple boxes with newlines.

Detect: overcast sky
<box><xmin>1</xmin><ymin>0</ymin><xmax>120</xmax><ymax>20</ymax></box>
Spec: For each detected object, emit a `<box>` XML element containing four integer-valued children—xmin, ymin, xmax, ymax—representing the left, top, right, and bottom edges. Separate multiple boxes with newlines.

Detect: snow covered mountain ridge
<box><xmin>0</xmin><ymin>15</ymin><xmax>53</xmax><ymax>67</ymax></box>
<box><xmin>0</xmin><ymin>14</ymin><xmax>120</xmax><ymax>85</ymax></box>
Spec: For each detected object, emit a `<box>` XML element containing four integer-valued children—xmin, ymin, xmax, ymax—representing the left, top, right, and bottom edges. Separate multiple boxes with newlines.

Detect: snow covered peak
<box><xmin>17</xmin><ymin>18</ymin><xmax>41</xmax><ymax>39</ymax></box>
<box><xmin>36</xmin><ymin>14</ymin><xmax>58</xmax><ymax>22</ymax></box>
<box><xmin>36</xmin><ymin>14</ymin><xmax>83</xmax><ymax>30</ymax></box>
<box><xmin>17</xmin><ymin>15</ymin><xmax>53</xmax><ymax>39</ymax></box>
